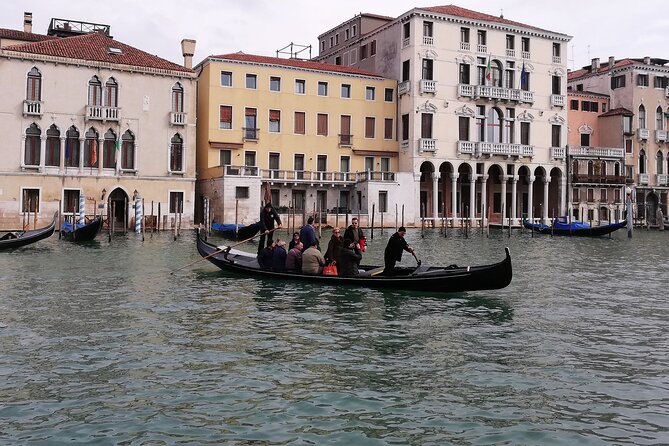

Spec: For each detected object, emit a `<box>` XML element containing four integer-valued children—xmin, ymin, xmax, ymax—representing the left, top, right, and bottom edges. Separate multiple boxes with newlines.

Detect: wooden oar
<box><xmin>411</xmin><ymin>250</ymin><xmax>422</xmax><ymax>267</ymax></box>
<box><xmin>170</xmin><ymin>228</ymin><xmax>278</xmax><ymax>275</ymax></box>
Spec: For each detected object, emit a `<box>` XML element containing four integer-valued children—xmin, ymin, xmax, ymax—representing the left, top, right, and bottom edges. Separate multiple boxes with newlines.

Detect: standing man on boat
<box><xmin>258</xmin><ymin>202</ymin><xmax>282</xmax><ymax>256</ymax></box>
<box><xmin>299</xmin><ymin>216</ymin><xmax>319</xmax><ymax>251</ymax></box>
<box><xmin>383</xmin><ymin>227</ymin><xmax>415</xmax><ymax>275</ymax></box>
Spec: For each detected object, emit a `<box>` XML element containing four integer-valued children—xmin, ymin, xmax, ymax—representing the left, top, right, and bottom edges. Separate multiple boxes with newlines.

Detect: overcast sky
<box><xmin>2</xmin><ymin>0</ymin><xmax>667</xmax><ymax>71</ymax></box>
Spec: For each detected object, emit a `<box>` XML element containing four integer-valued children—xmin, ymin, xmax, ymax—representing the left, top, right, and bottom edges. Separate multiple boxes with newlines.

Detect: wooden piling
<box><xmin>370</xmin><ymin>203</ymin><xmax>375</xmax><ymax>240</ymax></box>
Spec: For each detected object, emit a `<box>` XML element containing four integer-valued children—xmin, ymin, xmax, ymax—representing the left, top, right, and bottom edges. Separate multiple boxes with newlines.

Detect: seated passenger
<box><xmin>285</xmin><ymin>241</ymin><xmax>304</xmax><ymax>273</ymax></box>
<box><xmin>337</xmin><ymin>238</ymin><xmax>362</xmax><ymax>277</ymax></box>
<box><xmin>301</xmin><ymin>241</ymin><xmax>325</xmax><ymax>275</ymax></box>
<box><xmin>288</xmin><ymin>232</ymin><xmax>300</xmax><ymax>250</ymax></box>
<box><xmin>271</xmin><ymin>240</ymin><xmax>288</xmax><ymax>272</ymax></box>
<box><xmin>257</xmin><ymin>241</ymin><xmax>275</xmax><ymax>270</ymax></box>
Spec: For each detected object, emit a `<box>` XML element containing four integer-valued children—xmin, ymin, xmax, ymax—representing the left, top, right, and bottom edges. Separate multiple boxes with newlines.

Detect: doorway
<box><xmin>108</xmin><ymin>188</ymin><xmax>129</xmax><ymax>231</ymax></box>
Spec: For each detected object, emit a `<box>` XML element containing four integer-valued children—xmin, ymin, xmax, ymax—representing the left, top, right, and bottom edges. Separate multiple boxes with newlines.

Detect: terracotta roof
<box><xmin>599</xmin><ymin>107</ymin><xmax>633</xmax><ymax>117</ymax></box>
<box><xmin>0</xmin><ymin>27</ymin><xmax>57</xmax><ymax>43</ymax></box>
<box><xmin>417</xmin><ymin>5</ymin><xmax>563</xmax><ymax>35</ymax></box>
<box><xmin>4</xmin><ymin>32</ymin><xmax>192</xmax><ymax>73</ymax></box>
<box><xmin>207</xmin><ymin>52</ymin><xmax>385</xmax><ymax>78</ymax></box>
<box><xmin>568</xmin><ymin>59</ymin><xmax>636</xmax><ymax>81</ymax></box>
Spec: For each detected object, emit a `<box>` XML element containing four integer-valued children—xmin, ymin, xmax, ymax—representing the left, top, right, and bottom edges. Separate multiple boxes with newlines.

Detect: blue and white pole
<box><xmin>135</xmin><ymin>195</ymin><xmax>142</xmax><ymax>234</ymax></box>
<box><xmin>78</xmin><ymin>193</ymin><xmax>85</xmax><ymax>226</ymax></box>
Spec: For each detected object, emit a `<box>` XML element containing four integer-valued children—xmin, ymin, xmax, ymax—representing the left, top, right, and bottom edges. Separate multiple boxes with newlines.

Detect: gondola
<box><xmin>211</xmin><ymin>222</ymin><xmax>261</xmax><ymax>240</ymax></box>
<box><xmin>0</xmin><ymin>216</ymin><xmax>56</xmax><ymax>251</ymax></box>
<box><xmin>60</xmin><ymin>216</ymin><xmax>103</xmax><ymax>242</ymax></box>
<box><xmin>522</xmin><ymin>217</ymin><xmax>626</xmax><ymax>236</ymax></box>
<box><xmin>196</xmin><ymin>230</ymin><xmax>512</xmax><ymax>293</ymax></box>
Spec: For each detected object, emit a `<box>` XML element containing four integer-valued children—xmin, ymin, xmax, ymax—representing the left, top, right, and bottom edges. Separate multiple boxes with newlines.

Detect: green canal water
<box><xmin>0</xmin><ymin>228</ymin><xmax>668</xmax><ymax>445</ymax></box>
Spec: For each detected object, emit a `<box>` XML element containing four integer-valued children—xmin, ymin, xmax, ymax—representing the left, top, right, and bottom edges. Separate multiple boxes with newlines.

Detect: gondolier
<box><xmin>258</xmin><ymin>202</ymin><xmax>282</xmax><ymax>255</ymax></box>
<box><xmin>383</xmin><ymin>227</ymin><xmax>415</xmax><ymax>275</ymax></box>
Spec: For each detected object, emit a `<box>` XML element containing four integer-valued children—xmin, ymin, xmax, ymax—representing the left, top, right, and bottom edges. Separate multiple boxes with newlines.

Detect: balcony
<box><xmin>476</xmin><ymin>85</ymin><xmax>533</xmax><ymax>103</ymax></box>
<box><xmin>23</xmin><ymin>100</ymin><xmax>43</xmax><ymax>117</ymax></box>
<box><xmin>637</xmin><ymin>128</ymin><xmax>650</xmax><ymax>140</ymax></box>
<box><xmin>419</xmin><ymin>138</ymin><xmax>436</xmax><ymax>152</ymax></box>
<box><xmin>553</xmin><ymin>56</ymin><xmax>561</xmax><ymax>64</ymax></box>
<box><xmin>521</xmin><ymin>51</ymin><xmax>530</xmax><ymax>59</ymax></box>
<box><xmin>457</xmin><ymin>141</ymin><xmax>475</xmax><ymax>155</ymax></box>
<box><xmin>506</xmin><ymin>49</ymin><xmax>515</xmax><ymax>58</ymax></box>
<box><xmin>338</xmin><ymin>134</ymin><xmax>353</xmax><ymax>147</ymax></box>
<box><xmin>224</xmin><ymin>165</ymin><xmax>259</xmax><ymax>176</ymax></box>
<box><xmin>356</xmin><ymin>171</ymin><xmax>396</xmax><ymax>182</ymax></box>
<box><xmin>477</xmin><ymin>44</ymin><xmax>487</xmax><ymax>53</ymax></box>
<box><xmin>657</xmin><ymin>174</ymin><xmax>669</xmax><ymax>186</ymax></box>
<box><xmin>550</xmin><ymin>147</ymin><xmax>566</xmax><ymax>159</ymax></box>
<box><xmin>656</xmin><ymin>130</ymin><xmax>668</xmax><ymax>143</ymax></box>
<box><xmin>170</xmin><ymin>111</ymin><xmax>187</xmax><ymax>126</ymax></box>
<box><xmin>550</xmin><ymin>94</ymin><xmax>566</xmax><ymax>107</ymax></box>
<box><xmin>86</xmin><ymin>105</ymin><xmax>120</xmax><ymax>122</ymax></box>
<box><xmin>638</xmin><ymin>173</ymin><xmax>649</xmax><ymax>185</ymax></box>
<box><xmin>458</xmin><ymin>84</ymin><xmax>475</xmax><ymax>98</ymax></box>
<box><xmin>398</xmin><ymin>80</ymin><xmax>410</xmax><ymax>96</ymax></box>
<box><xmin>572</xmin><ymin>174</ymin><xmax>626</xmax><ymax>184</ymax></box>
<box><xmin>477</xmin><ymin>142</ymin><xmax>534</xmax><ymax>158</ymax></box>
<box><xmin>570</xmin><ymin>146</ymin><xmax>625</xmax><ymax>159</ymax></box>
<box><xmin>243</xmin><ymin>127</ymin><xmax>259</xmax><ymax>140</ymax></box>
<box><xmin>420</xmin><ymin>79</ymin><xmax>437</xmax><ymax>94</ymax></box>
<box><xmin>423</xmin><ymin>36</ymin><xmax>434</xmax><ymax>46</ymax></box>
<box><xmin>402</xmin><ymin>37</ymin><xmax>410</xmax><ymax>48</ymax></box>
<box><xmin>460</xmin><ymin>41</ymin><xmax>470</xmax><ymax>51</ymax></box>
<box><xmin>260</xmin><ymin>169</ymin><xmax>377</xmax><ymax>185</ymax></box>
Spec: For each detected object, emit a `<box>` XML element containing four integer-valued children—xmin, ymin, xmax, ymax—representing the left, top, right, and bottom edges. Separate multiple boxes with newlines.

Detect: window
<box><xmin>65</xmin><ymin>126</ymin><xmax>80</xmax><ymax>168</ymax></box>
<box><xmin>103</xmin><ymin>129</ymin><xmax>116</xmax><ymax>169</ymax></box>
<box><xmin>26</xmin><ymin>67</ymin><xmax>41</xmax><ymax>101</ymax></box>
<box><xmin>506</xmin><ymin>35</ymin><xmax>515</xmax><ymax>50</ymax></box>
<box><xmin>335</xmin><ymin>56</ymin><xmax>341</xmax><ymax>65</ymax></box>
<box><xmin>623</xmin><ymin>116</ymin><xmax>632</xmax><ymax>134</ymax></box>
<box><xmin>88</xmin><ymin>76</ymin><xmax>102</xmax><ymax>106</ymax></box>
<box><xmin>245</xmin><ymin>74</ymin><xmax>257</xmax><ymax>89</ymax></box>
<box><xmin>379</xmin><ymin>191</ymin><xmax>388</xmax><ymax>213</ymax></box>
<box><xmin>477</xmin><ymin>30</ymin><xmax>487</xmax><ymax>46</ymax></box>
<box><xmin>459</xmin><ymin>117</ymin><xmax>470</xmax><ymax>141</ymax></box>
<box><xmin>220</xmin><ymin>149</ymin><xmax>231</xmax><ymax>166</ymax></box>
<box><xmin>219</xmin><ymin>105</ymin><xmax>232</xmax><ymax>129</ymax></box>
<box><xmin>380</xmin><ymin>157</ymin><xmax>390</xmax><ymax>172</ymax></box>
<box><xmin>340</xmin><ymin>115</ymin><xmax>351</xmax><ymax>145</ymax></box>
<box><xmin>294</xmin><ymin>111</ymin><xmax>305</xmax><ymax>134</ymax></box>
<box><xmin>170</xmin><ymin>192</ymin><xmax>184</xmax><ymax>213</ymax></box>
<box><xmin>625</xmin><ymin>139</ymin><xmax>633</xmax><ymax>154</ymax></box>
<box><xmin>611</xmin><ymin>75</ymin><xmax>626</xmax><ymax>89</ymax></box>
<box><xmin>637</xmin><ymin>74</ymin><xmax>649</xmax><ymax>87</ymax></box>
<box><xmin>657</xmin><ymin>151</ymin><xmax>664</xmax><ymax>174</ymax></box>
<box><xmin>581</xmin><ymin>133</ymin><xmax>590</xmax><ymax>146</ymax></box>
<box><xmin>421</xmin><ymin>113</ymin><xmax>433</xmax><ymax>139</ymax></box>
<box><xmin>370</xmin><ymin>40</ymin><xmax>377</xmax><ymax>56</ymax></box>
<box><xmin>365</xmin><ymin>157</ymin><xmax>374</xmax><ymax>171</ymax></box>
<box><xmin>345</xmin><ymin>29</ymin><xmax>350</xmax><ymax>40</ymax></box>
<box><xmin>582</xmin><ymin>101</ymin><xmax>591</xmax><ymax>112</ymax></box>
<box><xmin>340</xmin><ymin>156</ymin><xmax>350</xmax><ymax>173</ymax></box>
<box><xmin>350</xmin><ymin>49</ymin><xmax>357</xmax><ymax>65</ymax></box>
<box><xmin>365</xmin><ymin>86</ymin><xmax>375</xmax><ymax>100</ymax></box>
<box><xmin>335</xmin><ymin>34</ymin><xmax>339</xmax><ymax>45</ymax></box>
<box><xmin>270</xmin><ymin>76</ymin><xmax>281</xmax><ymax>91</ymax></box>
<box><xmin>402</xmin><ymin>114</ymin><xmax>409</xmax><ymax>141</ymax></box>
<box><xmin>341</xmin><ymin>84</ymin><xmax>351</xmax><ymax>98</ymax></box>
<box><xmin>63</xmin><ymin>189</ymin><xmax>79</xmax><ymax>214</ymax></box>
<box><xmin>84</xmin><ymin>128</ymin><xmax>98</xmax><ymax>168</ymax></box>
<box><xmin>317</xmin><ymin>155</ymin><xmax>327</xmax><ymax>172</ymax></box>
<box><xmin>121</xmin><ymin>130</ymin><xmax>135</xmax><ymax>170</ymax></box>
<box><xmin>221</xmin><ymin>71</ymin><xmax>232</xmax><ymax>86</ymax></box>
<box><xmin>245</xmin><ymin>151</ymin><xmax>256</xmax><ymax>167</ymax></box>
<box><xmin>245</xmin><ymin>108</ymin><xmax>258</xmax><ymax>139</ymax></box>
<box><xmin>365</xmin><ymin>117</ymin><xmax>375</xmax><ymax>138</ymax></box>
<box><xmin>170</xmin><ymin>134</ymin><xmax>183</xmax><ymax>172</ymax></box>
<box><xmin>318</xmin><ymin>81</ymin><xmax>328</xmax><ymax>96</ymax></box>
<box><xmin>269</xmin><ymin>109</ymin><xmax>281</xmax><ymax>133</ymax></box>
<box><xmin>384</xmin><ymin>88</ymin><xmax>394</xmax><ymax>101</ymax></box>
<box><xmin>552</xmin><ymin>75</ymin><xmax>561</xmax><ymax>95</ymax></box>
<box><xmin>403</xmin><ymin>23</ymin><xmax>410</xmax><ymax>39</ymax></box>
<box><xmin>657</xmin><ymin>107</ymin><xmax>664</xmax><ymax>130</ymax></box>
<box><xmin>423</xmin><ymin>21</ymin><xmax>433</xmax><ymax>38</ymax></box>
<box><xmin>459</xmin><ymin>63</ymin><xmax>470</xmax><ymax>84</ymax></box>
<box><xmin>422</xmin><ymin>59</ymin><xmax>433</xmax><ymax>80</ymax></box>
<box><xmin>572</xmin><ymin>188</ymin><xmax>580</xmax><ymax>203</ymax></box>
<box><xmin>521</xmin><ymin>37</ymin><xmax>530</xmax><ymax>53</ymax></box>
<box><xmin>654</xmin><ymin>76</ymin><xmax>668</xmax><ymax>88</ymax></box>
<box><xmin>521</xmin><ymin>72</ymin><xmax>531</xmax><ymax>91</ymax></box>
<box><xmin>105</xmin><ymin>78</ymin><xmax>118</xmax><ymax>107</ymax></box>
<box><xmin>476</xmin><ymin>105</ymin><xmax>485</xmax><ymax>141</ymax></box>
<box><xmin>384</xmin><ymin>118</ymin><xmax>393</xmax><ymax>139</ymax></box>
<box><xmin>639</xmin><ymin>104</ymin><xmax>646</xmax><ymax>129</ymax></box>
<box><xmin>317</xmin><ymin>113</ymin><xmax>328</xmax><ymax>136</ymax></box>
<box><xmin>295</xmin><ymin>79</ymin><xmax>306</xmax><ymax>94</ymax></box>
<box><xmin>294</xmin><ymin>154</ymin><xmax>304</xmax><ymax>175</ymax></box>
<box><xmin>360</xmin><ymin>44</ymin><xmax>368</xmax><ymax>60</ymax></box>
<box><xmin>520</xmin><ymin>122</ymin><xmax>530</xmax><ymax>145</ymax></box>
<box><xmin>24</xmin><ymin>123</ymin><xmax>41</xmax><ymax>166</ymax></box>
<box><xmin>551</xmin><ymin>125</ymin><xmax>561</xmax><ymax>147</ymax></box>
<box><xmin>552</xmin><ymin>42</ymin><xmax>561</xmax><ymax>58</ymax></box>
<box><xmin>45</xmin><ymin>125</ymin><xmax>60</xmax><ymax>167</ymax></box>
<box><xmin>269</xmin><ymin>152</ymin><xmax>280</xmax><ymax>173</ymax></box>
<box><xmin>570</xmin><ymin>100</ymin><xmax>579</xmax><ymax>110</ymax></box>
<box><xmin>639</xmin><ymin>150</ymin><xmax>646</xmax><ymax>174</ymax></box>
<box><xmin>505</xmin><ymin>61</ymin><xmax>515</xmax><ymax>89</ymax></box>
<box><xmin>22</xmin><ymin>189</ymin><xmax>40</xmax><ymax>213</ymax></box>
<box><xmin>402</xmin><ymin>60</ymin><xmax>410</xmax><ymax>82</ymax></box>
<box><xmin>172</xmin><ymin>83</ymin><xmax>184</xmax><ymax>113</ymax></box>
<box><xmin>576</xmin><ymin>84</ymin><xmax>584</xmax><ymax>91</ymax></box>
<box><xmin>460</xmin><ymin>27</ymin><xmax>470</xmax><ymax>43</ymax></box>
<box><xmin>477</xmin><ymin>57</ymin><xmax>487</xmax><ymax>85</ymax></box>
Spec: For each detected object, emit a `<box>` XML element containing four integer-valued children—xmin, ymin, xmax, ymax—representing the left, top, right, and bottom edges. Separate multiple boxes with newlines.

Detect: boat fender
<box><xmin>467</xmin><ymin>266</ymin><xmax>470</xmax><ymax>272</ymax></box>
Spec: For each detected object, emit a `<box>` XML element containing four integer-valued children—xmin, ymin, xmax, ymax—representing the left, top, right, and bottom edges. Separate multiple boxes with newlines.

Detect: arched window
<box><xmin>491</xmin><ymin>60</ymin><xmax>503</xmax><ymax>87</ymax></box>
<box><xmin>88</xmin><ymin>76</ymin><xmax>102</xmax><ymax>106</ymax></box>
<box><xmin>614</xmin><ymin>162</ymin><xmax>621</xmax><ymax>177</ymax></box>
<box><xmin>65</xmin><ymin>126</ymin><xmax>80</xmax><ymax>168</ymax></box>
<box><xmin>105</xmin><ymin>78</ymin><xmax>118</xmax><ymax>107</ymax></box>
<box><xmin>26</xmin><ymin>67</ymin><xmax>41</xmax><ymax>101</ymax></box>
<box><xmin>103</xmin><ymin>129</ymin><xmax>117</xmax><ymax>169</ymax></box>
<box><xmin>587</xmin><ymin>160</ymin><xmax>594</xmax><ymax>176</ymax></box>
<box><xmin>46</xmin><ymin>124</ymin><xmax>60</xmax><ymax>167</ymax></box>
<box><xmin>639</xmin><ymin>104</ymin><xmax>646</xmax><ymax>129</ymax></box>
<box><xmin>572</xmin><ymin>159</ymin><xmax>579</xmax><ymax>175</ymax></box>
<box><xmin>486</xmin><ymin>108</ymin><xmax>503</xmax><ymax>143</ymax></box>
<box><xmin>121</xmin><ymin>130</ymin><xmax>135</xmax><ymax>170</ymax></box>
<box><xmin>601</xmin><ymin>161</ymin><xmax>608</xmax><ymax>177</ymax></box>
<box><xmin>657</xmin><ymin>107</ymin><xmax>664</xmax><ymax>131</ymax></box>
<box><xmin>84</xmin><ymin>128</ymin><xmax>99</xmax><ymax>168</ymax></box>
<box><xmin>172</xmin><ymin>82</ymin><xmax>184</xmax><ymax>113</ymax></box>
<box><xmin>639</xmin><ymin>149</ymin><xmax>646</xmax><ymax>174</ymax></box>
<box><xmin>657</xmin><ymin>151</ymin><xmax>664</xmax><ymax>175</ymax></box>
<box><xmin>24</xmin><ymin>123</ymin><xmax>41</xmax><ymax>166</ymax></box>
<box><xmin>170</xmin><ymin>134</ymin><xmax>183</xmax><ymax>172</ymax></box>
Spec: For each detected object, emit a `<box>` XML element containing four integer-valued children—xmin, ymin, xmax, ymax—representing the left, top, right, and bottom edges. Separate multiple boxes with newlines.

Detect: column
<box><xmin>450</xmin><ymin>173</ymin><xmax>459</xmax><ymax>219</ymax></box>
<box><xmin>481</xmin><ymin>174</ymin><xmax>488</xmax><ymax>225</ymax></box>
<box><xmin>78</xmin><ymin>137</ymin><xmax>84</xmax><ymax>173</ymax></box>
<box><xmin>432</xmin><ymin>172</ymin><xmax>440</xmax><ymax>224</ymax></box>
<box><xmin>59</xmin><ymin>136</ymin><xmax>66</xmax><ymax>172</ymax></box>
<box><xmin>543</xmin><ymin>177</ymin><xmax>551</xmax><ymax>222</ymax></box>
<box><xmin>560</xmin><ymin>176</ymin><xmax>567</xmax><ymax>216</ymax></box>
<box><xmin>528</xmin><ymin>175</ymin><xmax>535</xmax><ymax>222</ymax></box>
<box><xmin>501</xmin><ymin>175</ymin><xmax>508</xmax><ymax>223</ymax></box>
<box><xmin>469</xmin><ymin>176</ymin><xmax>476</xmax><ymax>220</ymax></box>
<box><xmin>98</xmin><ymin>137</ymin><xmax>104</xmax><ymax>175</ymax></box>
<box><xmin>511</xmin><ymin>176</ymin><xmax>518</xmax><ymax>224</ymax></box>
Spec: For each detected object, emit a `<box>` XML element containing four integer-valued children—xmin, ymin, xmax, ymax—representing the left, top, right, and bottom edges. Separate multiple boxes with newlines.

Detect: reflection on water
<box><xmin>0</xmin><ymin>229</ymin><xmax>667</xmax><ymax>445</ymax></box>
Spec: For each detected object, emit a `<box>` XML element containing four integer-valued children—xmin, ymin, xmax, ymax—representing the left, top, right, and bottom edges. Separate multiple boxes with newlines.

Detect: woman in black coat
<box><xmin>337</xmin><ymin>239</ymin><xmax>362</xmax><ymax>277</ymax></box>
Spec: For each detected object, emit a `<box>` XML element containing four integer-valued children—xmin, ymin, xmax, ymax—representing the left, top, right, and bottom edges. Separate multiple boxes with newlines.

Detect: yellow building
<box><xmin>195</xmin><ymin>53</ymin><xmax>410</xmax><ymax>227</ymax></box>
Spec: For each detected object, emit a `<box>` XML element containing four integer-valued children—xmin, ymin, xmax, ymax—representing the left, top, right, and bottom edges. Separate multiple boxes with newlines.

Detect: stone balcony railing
<box><xmin>656</xmin><ymin>130</ymin><xmax>667</xmax><ymax>142</ymax></box>
<box><xmin>570</xmin><ymin>146</ymin><xmax>625</xmax><ymax>159</ymax></box>
<box><xmin>550</xmin><ymin>147</ymin><xmax>566</xmax><ymax>159</ymax></box>
<box><xmin>550</xmin><ymin>94</ymin><xmax>566</xmax><ymax>107</ymax></box>
<box><xmin>637</xmin><ymin>128</ymin><xmax>650</xmax><ymax>140</ymax></box>
<box><xmin>258</xmin><ymin>169</ymin><xmax>396</xmax><ymax>184</ymax></box>
<box><xmin>398</xmin><ymin>80</ymin><xmax>410</xmax><ymax>97</ymax></box>
<box><xmin>572</xmin><ymin>174</ymin><xmax>627</xmax><ymax>184</ymax></box>
<box><xmin>423</xmin><ymin>36</ymin><xmax>433</xmax><ymax>46</ymax></box>
<box><xmin>457</xmin><ymin>141</ymin><xmax>475</xmax><ymax>155</ymax></box>
<box><xmin>170</xmin><ymin>111</ymin><xmax>187</xmax><ymax>126</ymax></box>
<box><xmin>420</xmin><ymin>79</ymin><xmax>436</xmax><ymax>94</ymax></box>
<box><xmin>338</xmin><ymin>134</ymin><xmax>353</xmax><ymax>147</ymax></box>
<box><xmin>638</xmin><ymin>173</ymin><xmax>649</xmax><ymax>185</ymax></box>
<box><xmin>224</xmin><ymin>165</ymin><xmax>259</xmax><ymax>177</ymax></box>
<box><xmin>506</xmin><ymin>49</ymin><xmax>515</xmax><ymax>58</ymax></box>
<box><xmin>657</xmin><ymin>174</ymin><xmax>669</xmax><ymax>186</ymax></box>
<box><xmin>553</xmin><ymin>55</ymin><xmax>562</xmax><ymax>64</ymax></box>
<box><xmin>460</xmin><ymin>41</ymin><xmax>470</xmax><ymax>51</ymax></box>
<box><xmin>477</xmin><ymin>44</ymin><xmax>487</xmax><ymax>53</ymax></box>
<box><xmin>457</xmin><ymin>84</ymin><xmax>534</xmax><ymax>103</ymax></box>
<box><xmin>477</xmin><ymin>142</ymin><xmax>534</xmax><ymax>158</ymax></box>
<box><xmin>23</xmin><ymin>100</ymin><xmax>43</xmax><ymax>116</ymax></box>
<box><xmin>86</xmin><ymin>105</ymin><xmax>120</xmax><ymax>122</ymax></box>
<box><xmin>419</xmin><ymin>138</ymin><xmax>437</xmax><ymax>152</ymax></box>
<box><xmin>521</xmin><ymin>51</ymin><xmax>530</xmax><ymax>59</ymax></box>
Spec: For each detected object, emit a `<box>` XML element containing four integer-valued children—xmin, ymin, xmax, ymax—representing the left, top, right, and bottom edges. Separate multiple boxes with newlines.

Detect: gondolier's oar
<box><xmin>411</xmin><ymin>250</ymin><xmax>421</xmax><ymax>267</ymax></box>
<box><xmin>170</xmin><ymin>228</ymin><xmax>279</xmax><ymax>274</ymax></box>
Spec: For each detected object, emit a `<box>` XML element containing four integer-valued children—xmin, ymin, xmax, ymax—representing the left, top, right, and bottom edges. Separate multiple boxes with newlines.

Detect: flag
<box><xmin>520</xmin><ymin>62</ymin><xmax>528</xmax><ymax>90</ymax></box>
<box><xmin>485</xmin><ymin>54</ymin><xmax>492</xmax><ymax>84</ymax></box>
<box><xmin>90</xmin><ymin>139</ymin><xmax>97</xmax><ymax>166</ymax></box>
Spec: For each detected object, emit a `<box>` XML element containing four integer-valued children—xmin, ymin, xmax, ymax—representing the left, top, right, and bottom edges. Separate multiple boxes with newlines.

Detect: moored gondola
<box><xmin>196</xmin><ymin>230</ymin><xmax>512</xmax><ymax>293</ymax></box>
<box><xmin>523</xmin><ymin>218</ymin><xmax>625</xmax><ymax>237</ymax></box>
<box><xmin>0</xmin><ymin>216</ymin><xmax>56</xmax><ymax>251</ymax></box>
<box><xmin>60</xmin><ymin>216</ymin><xmax>103</xmax><ymax>242</ymax></box>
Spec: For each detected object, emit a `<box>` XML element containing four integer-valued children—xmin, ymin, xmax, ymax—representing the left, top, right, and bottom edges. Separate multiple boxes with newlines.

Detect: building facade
<box><xmin>195</xmin><ymin>53</ymin><xmax>410</xmax><ymax>228</ymax></box>
<box><xmin>568</xmin><ymin>57</ymin><xmax>669</xmax><ymax>224</ymax></box>
<box><xmin>0</xmin><ymin>16</ymin><xmax>197</xmax><ymax>229</ymax></box>
<box><xmin>317</xmin><ymin>5</ymin><xmax>572</xmax><ymax>225</ymax></box>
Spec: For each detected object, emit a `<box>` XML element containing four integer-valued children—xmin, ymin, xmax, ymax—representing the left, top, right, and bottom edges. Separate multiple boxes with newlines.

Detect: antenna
<box><xmin>500</xmin><ymin>8</ymin><xmax>504</xmax><ymax>18</ymax></box>
<box><xmin>569</xmin><ymin>44</ymin><xmax>575</xmax><ymax>71</ymax></box>
<box><xmin>276</xmin><ymin>42</ymin><xmax>312</xmax><ymax>60</ymax></box>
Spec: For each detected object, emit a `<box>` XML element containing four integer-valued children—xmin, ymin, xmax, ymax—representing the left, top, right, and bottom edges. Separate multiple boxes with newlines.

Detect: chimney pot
<box><xmin>181</xmin><ymin>39</ymin><xmax>196</xmax><ymax>70</ymax></box>
<box><xmin>591</xmin><ymin>58</ymin><xmax>600</xmax><ymax>72</ymax></box>
<box><xmin>644</xmin><ymin>56</ymin><xmax>651</xmax><ymax>65</ymax></box>
<box><xmin>608</xmin><ymin>56</ymin><xmax>615</xmax><ymax>68</ymax></box>
<box><xmin>24</xmin><ymin>12</ymin><xmax>33</xmax><ymax>34</ymax></box>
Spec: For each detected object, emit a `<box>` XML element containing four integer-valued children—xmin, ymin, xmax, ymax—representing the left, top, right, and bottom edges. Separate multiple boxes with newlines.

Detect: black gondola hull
<box><xmin>0</xmin><ymin>217</ymin><xmax>56</xmax><ymax>251</ymax></box>
<box><xmin>61</xmin><ymin>217</ymin><xmax>103</xmax><ymax>242</ymax></box>
<box><xmin>522</xmin><ymin>220</ymin><xmax>625</xmax><ymax>236</ymax></box>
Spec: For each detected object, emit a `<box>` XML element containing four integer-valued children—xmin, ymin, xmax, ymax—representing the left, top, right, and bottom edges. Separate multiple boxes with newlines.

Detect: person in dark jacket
<box><xmin>285</xmin><ymin>241</ymin><xmax>304</xmax><ymax>272</ymax></box>
<box><xmin>257</xmin><ymin>241</ymin><xmax>275</xmax><ymax>270</ymax></box>
<box><xmin>383</xmin><ymin>227</ymin><xmax>414</xmax><ymax>275</ymax></box>
<box><xmin>258</xmin><ymin>202</ymin><xmax>282</xmax><ymax>255</ymax></box>
<box><xmin>337</xmin><ymin>238</ymin><xmax>362</xmax><ymax>277</ymax></box>
<box><xmin>324</xmin><ymin>228</ymin><xmax>343</xmax><ymax>265</ymax></box>
<box><xmin>343</xmin><ymin>217</ymin><xmax>366</xmax><ymax>252</ymax></box>
<box><xmin>299</xmin><ymin>217</ymin><xmax>318</xmax><ymax>251</ymax></box>
<box><xmin>288</xmin><ymin>232</ymin><xmax>300</xmax><ymax>250</ymax></box>
<box><xmin>271</xmin><ymin>240</ymin><xmax>288</xmax><ymax>272</ymax></box>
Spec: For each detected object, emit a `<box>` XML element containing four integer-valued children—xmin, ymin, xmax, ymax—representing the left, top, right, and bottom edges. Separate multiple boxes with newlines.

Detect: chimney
<box><xmin>644</xmin><ymin>56</ymin><xmax>651</xmax><ymax>65</ymax></box>
<box><xmin>608</xmin><ymin>56</ymin><xmax>615</xmax><ymax>68</ymax></box>
<box><xmin>591</xmin><ymin>58</ymin><xmax>600</xmax><ymax>72</ymax></box>
<box><xmin>181</xmin><ymin>39</ymin><xmax>196</xmax><ymax>70</ymax></box>
<box><xmin>24</xmin><ymin>12</ymin><xmax>33</xmax><ymax>33</ymax></box>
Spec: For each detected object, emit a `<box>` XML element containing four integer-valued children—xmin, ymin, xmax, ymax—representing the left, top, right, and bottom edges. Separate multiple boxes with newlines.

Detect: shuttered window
<box><xmin>317</xmin><ymin>114</ymin><xmax>328</xmax><ymax>136</ymax></box>
<box><xmin>294</xmin><ymin>112</ymin><xmax>305</xmax><ymax>134</ymax></box>
<box><xmin>365</xmin><ymin>117</ymin><xmax>375</xmax><ymax>138</ymax></box>
<box><xmin>219</xmin><ymin>106</ymin><xmax>232</xmax><ymax>129</ymax></box>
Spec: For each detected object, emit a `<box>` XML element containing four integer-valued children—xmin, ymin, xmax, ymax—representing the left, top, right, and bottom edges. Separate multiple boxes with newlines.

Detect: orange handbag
<box><xmin>323</xmin><ymin>262</ymin><xmax>338</xmax><ymax>276</ymax></box>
